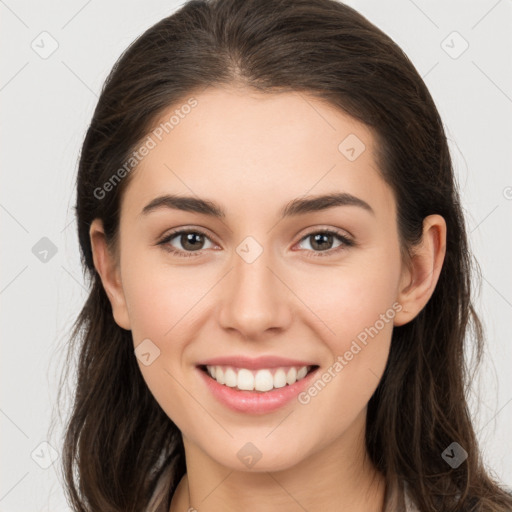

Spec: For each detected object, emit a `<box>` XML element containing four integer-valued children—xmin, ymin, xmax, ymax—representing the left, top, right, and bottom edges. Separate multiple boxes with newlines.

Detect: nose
<box><xmin>217</xmin><ymin>244</ymin><xmax>293</xmax><ymax>340</ymax></box>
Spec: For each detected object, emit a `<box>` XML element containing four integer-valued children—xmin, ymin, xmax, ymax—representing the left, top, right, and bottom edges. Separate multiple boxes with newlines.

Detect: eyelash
<box><xmin>157</xmin><ymin>227</ymin><xmax>355</xmax><ymax>259</ymax></box>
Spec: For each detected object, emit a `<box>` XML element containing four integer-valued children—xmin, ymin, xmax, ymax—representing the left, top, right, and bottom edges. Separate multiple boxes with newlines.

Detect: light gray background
<box><xmin>1</xmin><ymin>0</ymin><xmax>511</xmax><ymax>510</ymax></box>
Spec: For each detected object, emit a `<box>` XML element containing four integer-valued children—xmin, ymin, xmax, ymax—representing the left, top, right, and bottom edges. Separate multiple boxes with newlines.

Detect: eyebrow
<box><xmin>140</xmin><ymin>192</ymin><xmax>375</xmax><ymax>219</ymax></box>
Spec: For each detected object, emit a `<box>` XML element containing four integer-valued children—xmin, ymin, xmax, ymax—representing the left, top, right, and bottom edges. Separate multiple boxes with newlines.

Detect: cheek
<box><xmin>121</xmin><ymin>248</ymin><xmax>206</xmax><ymax>343</ymax></box>
<box><xmin>121</xmin><ymin>260</ymin><xmax>209</xmax><ymax>425</ymax></box>
<box><xmin>301</xmin><ymin>245</ymin><xmax>402</xmax><ymax>351</ymax></box>
<box><xmin>293</xmin><ymin>258</ymin><xmax>400</xmax><ymax>443</ymax></box>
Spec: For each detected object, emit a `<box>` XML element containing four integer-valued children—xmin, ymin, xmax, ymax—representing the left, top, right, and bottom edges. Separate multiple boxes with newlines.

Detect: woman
<box><xmin>59</xmin><ymin>0</ymin><xmax>512</xmax><ymax>510</ymax></box>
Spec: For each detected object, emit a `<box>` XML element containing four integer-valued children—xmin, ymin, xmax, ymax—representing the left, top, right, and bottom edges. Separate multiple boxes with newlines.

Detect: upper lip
<box><xmin>196</xmin><ymin>355</ymin><xmax>318</xmax><ymax>370</ymax></box>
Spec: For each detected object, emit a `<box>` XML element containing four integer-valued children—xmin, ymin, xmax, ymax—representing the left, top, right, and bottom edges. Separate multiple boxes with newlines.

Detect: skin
<box><xmin>90</xmin><ymin>85</ymin><xmax>446</xmax><ymax>512</ymax></box>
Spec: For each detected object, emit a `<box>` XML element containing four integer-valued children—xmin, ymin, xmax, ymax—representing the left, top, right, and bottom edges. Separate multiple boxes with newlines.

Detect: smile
<box><xmin>201</xmin><ymin>364</ymin><xmax>314</xmax><ymax>392</ymax></box>
<box><xmin>196</xmin><ymin>357</ymin><xmax>320</xmax><ymax>414</ymax></box>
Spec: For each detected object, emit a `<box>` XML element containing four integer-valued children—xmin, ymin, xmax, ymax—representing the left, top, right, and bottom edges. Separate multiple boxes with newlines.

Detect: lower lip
<box><xmin>197</xmin><ymin>366</ymin><xmax>319</xmax><ymax>414</ymax></box>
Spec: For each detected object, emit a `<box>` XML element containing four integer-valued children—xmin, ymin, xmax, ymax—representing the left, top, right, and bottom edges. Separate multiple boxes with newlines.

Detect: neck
<box><xmin>170</xmin><ymin>413</ymin><xmax>386</xmax><ymax>512</ymax></box>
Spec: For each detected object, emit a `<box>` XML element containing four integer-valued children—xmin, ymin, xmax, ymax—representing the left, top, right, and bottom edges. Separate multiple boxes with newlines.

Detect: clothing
<box><xmin>146</xmin><ymin>465</ymin><xmax>421</xmax><ymax>512</ymax></box>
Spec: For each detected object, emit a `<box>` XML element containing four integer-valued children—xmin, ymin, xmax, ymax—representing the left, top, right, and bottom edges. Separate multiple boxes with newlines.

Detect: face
<box><xmin>94</xmin><ymin>86</ymin><xmax>416</xmax><ymax>473</ymax></box>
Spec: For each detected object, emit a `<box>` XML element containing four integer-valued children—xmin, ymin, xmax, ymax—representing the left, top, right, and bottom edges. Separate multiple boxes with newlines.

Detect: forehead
<box><xmin>120</xmin><ymin>86</ymin><xmax>395</xmax><ymax>222</ymax></box>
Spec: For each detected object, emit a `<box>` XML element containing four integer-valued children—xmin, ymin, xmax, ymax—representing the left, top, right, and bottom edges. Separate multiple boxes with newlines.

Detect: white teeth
<box><xmin>254</xmin><ymin>369</ymin><xmax>274</xmax><ymax>392</ymax></box>
<box><xmin>297</xmin><ymin>366</ymin><xmax>308</xmax><ymax>380</ymax></box>
<box><xmin>273</xmin><ymin>368</ymin><xmax>287</xmax><ymax>388</ymax></box>
<box><xmin>237</xmin><ymin>369</ymin><xmax>254</xmax><ymax>391</ymax></box>
<box><xmin>205</xmin><ymin>365</ymin><xmax>312</xmax><ymax>392</ymax></box>
<box><xmin>224</xmin><ymin>368</ymin><xmax>237</xmax><ymax>387</ymax></box>
<box><xmin>286</xmin><ymin>367</ymin><xmax>297</xmax><ymax>385</ymax></box>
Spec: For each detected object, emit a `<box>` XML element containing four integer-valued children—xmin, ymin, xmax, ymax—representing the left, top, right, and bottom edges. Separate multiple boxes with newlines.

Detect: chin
<box><xmin>201</xmin><ymin>438</ymin><xmax>312</xmax><ymax>473</ymax></box>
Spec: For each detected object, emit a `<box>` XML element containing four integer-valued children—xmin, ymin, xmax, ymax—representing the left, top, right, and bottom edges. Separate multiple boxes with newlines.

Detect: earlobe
<box><xmin>393</xmin><ymin>214</ymin><xmax>447</xmax><ymax>327</ymax></box>
<box><xmin>89</xmin><ymin>219</ymin><xmax>131</xmax><ymax>330</ymax></box>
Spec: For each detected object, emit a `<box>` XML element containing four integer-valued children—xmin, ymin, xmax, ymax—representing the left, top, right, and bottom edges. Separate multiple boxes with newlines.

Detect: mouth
<box><xmin>195</xmin><ymin>355</ymin><xmax>321</xmax><ymax>414</ymax></box>
<box><xmin>198</xmin><ymin>364</ymin><xmax>319</xmax><ymax>393</ymax></box>
<box><xmin>197</xmin><ymin>362</ymin><xmax>320</xmax><ymax>414</ymax></box>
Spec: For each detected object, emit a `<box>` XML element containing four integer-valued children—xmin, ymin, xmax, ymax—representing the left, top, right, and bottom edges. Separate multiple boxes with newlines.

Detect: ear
<box><xmin>89</xmin><ymin>218</ymin><xmax>131</xmax><ymax>330</ymax></box>
<box><xmin>393</xmin><ymin>214</ymin><xmax>447</xmax><ymax>327</ymax></box>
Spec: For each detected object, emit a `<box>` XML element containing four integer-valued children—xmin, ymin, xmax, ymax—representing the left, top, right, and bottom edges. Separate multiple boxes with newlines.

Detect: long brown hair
<box><xmin>55</xmin><ymin>0</ymin><xmax>512</xmax><ymax>510</ymax></box>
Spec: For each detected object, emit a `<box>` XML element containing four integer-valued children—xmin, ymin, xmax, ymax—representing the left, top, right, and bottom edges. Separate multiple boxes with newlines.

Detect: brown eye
<box><xmin>309</xmin><ymin>232</ymin><xmax>336</xmax><ymax>251</ymax></box>
<box><xmin>296</xmin><ymin>230</ymin><xmax>354</xmax><ymax>257</ymax></box>
<box><xmin>177</xmin><ymin>232</ymin><xmax>206</xmax><ymax>251</ymax></box>
<box><xmin>159</xmin><ymin>229</ymin><xmax>215</xmax><ymax>257</ymax></box>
